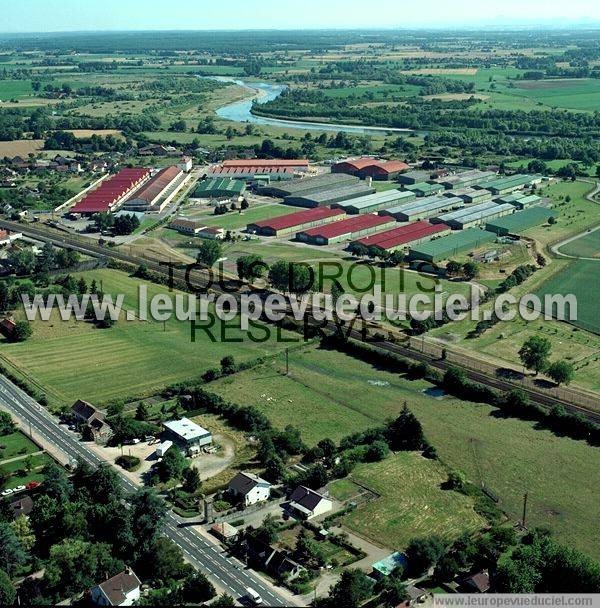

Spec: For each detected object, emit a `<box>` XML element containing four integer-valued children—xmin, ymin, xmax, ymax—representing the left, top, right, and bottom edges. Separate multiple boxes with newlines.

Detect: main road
<box><xmin>0</xmin><ymin>374</ymin><xmax>296</xmax><ymax>607</ymax></box>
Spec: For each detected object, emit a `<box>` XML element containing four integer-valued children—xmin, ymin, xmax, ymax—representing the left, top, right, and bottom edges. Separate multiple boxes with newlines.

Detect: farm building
<box><xmin>405</xmin><ymin>182</ymin><xmax>445</xmax><ymax>197</ymax></box>
<box><xmin>121</xmin><ymin>166</ymin><xmax>184</xmax><ymax>213</ymax></box>
<box><xmin>484</xmin><ymin>174</ymin><xmax>541</xmax><ymax>196</ymax></box>
<box><xmin>333</xmin><ymin>189</ymin><xmax>415</xmax><ymax>215</ymax></box>
<box><xmin>193</xmin><ymin>178</ymin><xmax>246</xmax><ymax>200</ymax></box>
<box><xmin>448</xmin><ymin>188</ymin><xmax>492</xmax><ymax>205</ymax></box>
<box><xmin>332</xmin><ymin>158</ymin><xmax>409</xmax><ymax>180</ymax></box>
<box><xmin>284</xmin><ymin>182</ymin><xmax>375</xmax><ymax>209</ymax></box>
<box><xmin>397</xmin><ymin>170</ymin><xmax>430</xmax><ymax>185</ymax></box>
<box><xmin>409</xmin><ymin>229</ymin><xmax>497</xmax><ymax>263</ymax></box>
<box><xmin>297</xmin><ymin>214</ymin><xmax>396</xmax><ymax>245</ymax></box>
<box><xmin>163</xmin><ymin>418</ymin><xmax>213</xmax><ymax>450</ymax></box>
<box><xmin>485</xmin><ymin>207</ymin><xmax>554</xmax><ymax>236</ymax></box>
<box><xmin>259</xmin><ymin>172</ymin><xmax>358</xmax><ymax>198</ymax></box>
<box><xmin>247</xmin><ymin>207</ymin><xmax>345</xmax><ymax>237</ymax></box>
<box><xmin>434</xmin><ymin>201</ymin><xmax>515</xmax><ymax>230</ymax></box>
<box><xmin>71</xmin><ymin>168</ymin><xmax>150</xmax><ymax>215</ymax></box>
<box><xmin>381</xmin><ymin>196</ymin><xmax>464</xmax><ymax>222</ymax></box>
<box><xmin>504</xmin><ymin>194</ymin><xmax>542</xmax><ymax>210</ymax></box>
<box><xmin>496</xmin><ymin>193</ymin><xmax>526</xmax><ymax>206</ymax></box>
<box><xmin>353</xmin><ymin>220</ymin><xmax>451</xmax><ymax>253</ymax></box>
<box><xmin>438</xmin><ymin>170</ymin><xmax>497</xmax><ymax>190</ymax></box>
<box><xmin>171</xmin><ymin>217</ymin><xmax>205</xmax><ymax>235</ymax></box>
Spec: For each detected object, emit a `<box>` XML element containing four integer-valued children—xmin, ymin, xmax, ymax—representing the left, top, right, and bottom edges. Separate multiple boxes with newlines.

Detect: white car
<box><xmin>245</xmin><ymin>588</ymin><xmax>263</xmax><ymax>605</ymax></box>
<box><xmin>1</xmin><ymin>488</ymin><xmax>15</xmax><ymax>497</ymax></box>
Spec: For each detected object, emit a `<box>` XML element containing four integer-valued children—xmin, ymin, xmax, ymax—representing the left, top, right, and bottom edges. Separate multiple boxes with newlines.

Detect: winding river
<box><xmin>206</xmin><ymin>76</ymin><xmax>414</xmax><ymax>136</ymax></box>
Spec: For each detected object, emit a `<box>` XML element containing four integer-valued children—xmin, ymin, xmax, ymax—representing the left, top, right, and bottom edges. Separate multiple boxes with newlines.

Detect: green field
<box><xmin>191</xmin><ymin>204</ymin><xmax>294</xmax><ymax>231</ymax></box>
<box><xmin>1</xmin><ymin>269</ymin><xmax>290</xmax><ymax>407</ymax></box>
<box><xmin>508</xmin><ymin>79</ymin><xmax>600</xmax><ymax>112</ymax></box>
<box><xmin>558</xmin><ymin>229</ymin><xmax>600</xmax><ymax>259</ymax></box>
<box><xmin>0</xmin><ymin>451</ymin><xmax>54</xmax><ymax>491</ymax></box>
<box><xmin>0</xmin><ymin>79</ymin><xmax>33</xmax><ymax>100</ymax></box>
<box><xmin>536</xmin><ymin>259</ymin><xmax>600</xmax><ymax>334</ymax></box>
<box><xmin>330</xmin><ymin>453</ymin><xmax>485</xmax><ymax>550</ymax></box>
<box><xmin>0</xmin><ymin>431</ymin><xmax>39</xmax><ymax>461</ymax></box>
<box><xmin>211</xmin><ymin>344</ymin><xmax>600</xmax><ymax>558</ymax></box>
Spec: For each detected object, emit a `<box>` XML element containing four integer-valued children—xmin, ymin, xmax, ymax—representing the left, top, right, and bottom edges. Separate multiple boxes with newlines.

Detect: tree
<box><xmin>264</xmin><ymin>454</ymin><xmax>286</xmax><ymax>483</ymax></box>
<box><xmin>446</xmin><ymin>260</ymin><xmax>462</xmax><ymax>276</ymax></box>
<box><xmin>10</xmin><ymin>320</ymin><xmax>33</xmax><ymax>343</ymax></box>
<box><xmin>42</xmin><ymin>462</ymin><xmax>71</xmax><ymax>501</ymax></box>
<box><xmin>181</xmin><ymin>571</ymin><xmax>216</xmax><ymax>604</ymax></box>
<box><xmin>328</xmin><ymin>569</ymin><xmax>374</xmax><ymax>608</ymax></box>
<box><xmin>130</xmin><ymin>488</ymin><xmax>168</xmax><ymax>557</ymax></box>
<box><xmin>405</xmin><ymin>536</ymin><xmax>445</xmax><ymax>576</ymax></box>
<box><xmin>220</xmin><ymin>355</ymin><xmax>236</xmax><ymax>375</ymax></box>
<box><xmin>519</xmin><ymin>335</ymin><xmax>552</xmax><ymax>375</ymax></box>
<box><xmin>295</xmin><ymin>529</ymin><xmax>325</xmax><ymax>568</ymax></box>
<box><xmin>182</xmin><ymin>467</ymin><xmax>202</xmax><ymax>494</ymax></box>
<box><xmin>0</xmin><ymin>570</ymin><xmax>16</xmax><ymax>606</ymax></box>
<box><xmin>148</xmin><ymin>537</ymin><xmax>192</xmax><ymax>584</ymax></box>
<box><xmin>546</xmin><ymin>360</ymin><xmax>575</xmax><ymax>386</ymax></box>
<box><xmin>157</xmin><ymin>447</ymin><xmax>189</xmax><ymax>483</ymax></box>
<box><xmin>387</xmin><ymin>404</ymin><xmax>425</xmax><ymax>451</ymax></box>
<box><xmin>0</xmin><ymin>522</ymin><xmax>27</xmax><ymax>576</ymax></box>
<box><xmin>434</xmin><ymin>555</ymin><xmax>461</xmax><ymax>582</ymax></box>
<box><xmin>10</xmin><ymin>515</ymin><xmax>35</xmax><ymax>551</ymax></box>
<box><xmin>365</xmin><ymin>440</ymin><xmax>389</xmax><ymax>462</ymax></box>
<box><xmin>136</xmin><ymin>402</ymin><xmax>150</xmax><ymax>421</ymax></box>
<box><xmin>0</xmin><ymin>412</ymin><xmax>14</xmax><ymax>436</ymax></box>
<box><xmin>268</xmin><ymin>260</ymin><xmax>313</xmax><ymax>294</ymax></box>
<box><xmin>236</xmin><ymin>254</ymin><xmax>267</xmax><ymax>281</ymax></box>
<box><xmin>462</xmin><ymin>262</ymin><xmax>480</xmax><ymax>280</ymax></box>
<box><xmin>212</xmin><ymin>594</ymin><xmax>236</xmax><ymax>607</ymax></box>
<box><xmin>197</xmin><ymin>240</ymin><xmax>222</xmax><ymax>267</ymax></box>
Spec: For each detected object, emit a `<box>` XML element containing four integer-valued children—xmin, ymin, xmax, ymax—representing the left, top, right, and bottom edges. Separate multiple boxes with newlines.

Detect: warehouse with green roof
<box><xmin>405</xmin><ymin>182</ymin><xmax>445</xmax><ymax>197</ymax></box>
<box><xmin>333</xmin><ymin>189</ymin><xmax>416</xmax><ymax>215</ymax></box>
<box><xmin>485</xmin><ymin>207</ymin><xmax>554</xmax><ymax>236</ymax></box>
<box><xmin>194</xmin><ymin>178</ymin><xmax>246</xmax><ymax>199</ymax></box>
<box><xmin>409</xmin><ymin>229</ymin><xmax>496</xmax><ymax>262</ymax></box>
<box><xmin>484</xmin><ymin>174</ymin><xmax>541</xmax><ymax>196</ymax></box>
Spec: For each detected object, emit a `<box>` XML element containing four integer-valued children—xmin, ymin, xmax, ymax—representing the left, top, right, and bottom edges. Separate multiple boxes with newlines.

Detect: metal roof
<box><xmin>334</xmin><ymin>189</ymin><xmax>414</xmax><ymax>211</ymax></box>
<box><xmin>356</xmin><ymin>220</ymin><xmax>449</xmax><ymax>249</ymax></box>
<box><xmin>299</xmin><ymin>214</ymin><xmax>394</xmax><ymax>239</ymax></box>
<box><xmin>127</xmin><ymin>166</ymin><xmax>182</xmax><ymax>203</ymax></box>
<box><xmin>251</xmin><ymin>207</ymin><xmax>345</xmax><ymax>231</ymax></box>
<box><xmin>164</xmin><ymin>418</ymin><xmax>211</xmax><ymax>441</ymax></box>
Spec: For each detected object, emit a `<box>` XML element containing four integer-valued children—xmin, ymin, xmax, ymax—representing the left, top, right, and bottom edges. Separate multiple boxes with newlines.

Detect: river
<box><xmin>205</xmin><ymin>76</ymin><xmax>415</xmax><ymax>136</ymax></box>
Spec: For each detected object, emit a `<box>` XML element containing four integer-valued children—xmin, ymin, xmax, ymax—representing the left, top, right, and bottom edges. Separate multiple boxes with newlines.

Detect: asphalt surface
<box><xmin>0</xmin><ymin>374</ymin><xmax>294</xmax><ymax>607</ymax></box>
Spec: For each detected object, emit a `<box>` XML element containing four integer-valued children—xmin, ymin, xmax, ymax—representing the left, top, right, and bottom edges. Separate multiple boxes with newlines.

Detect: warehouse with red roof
<box><xmin>332</xmin><ymin>158</ymin><xmax>410</xmax><ymax>181</ymax></box>
<box><xmin>247</xmin><ymin>207</ymin><xmax>345</xmax><ymax>237</ymax></box>
<box><xmin>71</xmin><ymin>168</ymin><xmax>150</xmax><ymax>215</ymax></box>
<box><xmin>353</xmin><ymin>221</ymin><xmax>451</xmax><ymax>253</ymax></box>
<box><xmin>122</xmin><ymin>165</ymin><xmax>184</xmax><ymax>212</ymax></box>
<box><xmin>296</xmin><ymin>214</ymin><xmax>396</xmax><ymax>245</ymax></box>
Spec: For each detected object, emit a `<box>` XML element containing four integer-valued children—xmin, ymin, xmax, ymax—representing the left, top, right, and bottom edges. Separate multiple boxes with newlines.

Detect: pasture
<box><xmin>509</xmin><ymin>78</ymin><xmax>600</xmax><ymax>112</ymax></box>
<box><xmin>1</xmin><ymin>269</ymin><xmax>290</xmax><ymax>407</ymax></box>
<box><xmin>211</xmin><ymin>344</ymin><xmax>600</xmax><ymax>557</ymax></box>
<box><xmin>330</xmin><ymin>453</ymin><xmax>485</xmax><ymax>550</ymax></box>
<box><xmin>558</xmin><ymin>229</ymin><xmax>600</xmax><ymax>259</ymax></box>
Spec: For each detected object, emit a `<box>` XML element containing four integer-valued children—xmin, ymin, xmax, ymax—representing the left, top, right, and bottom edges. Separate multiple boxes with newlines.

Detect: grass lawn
<box><xmin>1</xmin><ymin>269</ymin><xmax>291</xmax><ymax>407</ymax></box>
<box><xmin>507</xmin><ymin>79</ymin><xmax>600</xmax><ymax>112</ymax></box>
<box><xmin>0</xmin><ymin>79</ymin><xmax>33</xmax><ymax>99</ymax></box>
<box><xmin>0</xmin><ymin>431</ymin><xmax>39</xmax><ymax>461</ymax></box>
<box><xmin>331</xmin><ymin>453</ymin><xmax>484</xmax><ymax>550</ymax></box>
<box><xmin>0</xmin><ymin>453</ymin><xmax>54</xmax><ymax>490</ymax></box>
<box><xmin>558</xmin><ymin>229</ymin><xmax>599</xmax><ymax>258</ymax></box>
<box><xmin>190</xmin><ymin>204</ymin><xmax>293</xmax><ymax>231</ymax></box>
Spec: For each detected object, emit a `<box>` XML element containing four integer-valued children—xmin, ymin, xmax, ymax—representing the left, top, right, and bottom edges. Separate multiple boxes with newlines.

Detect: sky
<box><xmin>2</xmin><ymin>0</ymin><xmax>599</xmax><ymax>32</ymax></box>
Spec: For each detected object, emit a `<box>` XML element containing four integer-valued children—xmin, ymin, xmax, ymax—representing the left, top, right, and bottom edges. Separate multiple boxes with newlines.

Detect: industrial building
<box><xmin>71</xmin><ymin>168</ymin><xmax>150</xmax><ymax>215</ymax></box>
<box><xmin>333</xmin><ymin>189</ymin><xmax>416</xmax><ymax>215</ymax></box>
<box><xmin>405</xmin><ymin>182</ymin><xmax>445</xmax><ymax>197</ymax></box>
<box><xmin>502</xmin><ymin>194</ymin><xmax>542</xmax><ymax>210</ymax></box>
<box><xmin>448</xmin><ymin>188</ymin><xmax>492</xmax><ymax>205</ymax></box>
<box><xmin>163</xmin><ymin>418</ymin><xmax>213</xmax><ymax>450</ymax></box>
<box><xmin>353</xmin><ymin>220</ymin><xmax>451</xmax><ymax>254</ymax></box>
<box><xmin>434</xmin><ymin>201</ymin><xmax>515</xmax><ymax>230</ymax></box>
<box><xmin>484</xmin><ymin>174</ymin><xmax>541</xmax><ymax>196</ymax></box>
<box><xmin>193</xmin><ymin>178</ymin><xmax>246</xmax><ymax>200</ymax></box>
<box><xmin>296</xmin><ymin>214</ymin><xmax>396</xmax><ymax>245</ymax></box>
<box><xmin>332</xmin><ymin>158</ymin><xmax>409</xmax><ymax>181</ymax></box>
<box><xmin>284</xmin><ymin>182</ymin><xmax>374</xmax><ymax>209</ymax></box>
<box><xmin>409</xmin><ymin>228</ymin><xmax>497</xmax><ymax>263</ymax></box>
<box><xmin>259</xmin><ymin>172</ymin><xmax>359</xmax><ymax>199</ymax></box>
<box><xmin>121</xmin><ymin>165</ymin><xmax>184</xmax><ymax>213</ymax></box>
<box><xmin>485</xmin><ymin>207</ymin><xmax>554</xmax><ymax>236</ymax></box>
<box><xmin>397</xmin><ymin>170</ymin><xmax>430</xmax><ymax>185</ymax></box>
<box><xmin>381</xmin><ymin>196</ymin><xmax>464</xmax><ymax>222</ymax></box>
<box><xmin>247</xmin><ymin>207</ymin><xmax>345</xmax><ymax>237</ymax></box>
<box><xmin>223</xmin><ymin>159</ymin><xmax>309</xmax><ymax>172</ymax></box>
<box><xmin>438</xmin><ymin>170</ymin><xmax>497</xmax><ymax>190</ymax></box>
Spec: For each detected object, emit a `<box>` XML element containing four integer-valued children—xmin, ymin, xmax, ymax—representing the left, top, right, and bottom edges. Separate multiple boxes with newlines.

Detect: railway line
<box><xmin>1</xmin><ymin>218</ymin><xmax>598</xmax><ymax>424</ymax></box>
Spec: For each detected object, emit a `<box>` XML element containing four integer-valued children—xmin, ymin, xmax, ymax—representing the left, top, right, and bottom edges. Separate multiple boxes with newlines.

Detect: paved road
<box><xmin>0</xmin><ymin>375</ymin><xmax>295</xmax><ymax>607</ymax></box>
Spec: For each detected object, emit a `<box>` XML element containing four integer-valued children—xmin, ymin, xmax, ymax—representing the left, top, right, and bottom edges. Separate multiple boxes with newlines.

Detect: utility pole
<box><xmin>522</xmin><ymin>492</ymin><xmax>529</xmax><ymax>529</ymax></box>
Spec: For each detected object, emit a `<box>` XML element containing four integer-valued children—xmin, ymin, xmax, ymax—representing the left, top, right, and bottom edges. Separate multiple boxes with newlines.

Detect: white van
<box><xmin>246</xmin><ymin>588</ymin><xmax>263</xmax><ymax>605</ymax></box>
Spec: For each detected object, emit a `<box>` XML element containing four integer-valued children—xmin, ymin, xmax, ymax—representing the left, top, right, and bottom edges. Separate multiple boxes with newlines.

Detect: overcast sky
<box><xmin>1</xmin><ymin>0</ymin><xmax>598</xmax><ymax>32</ymax></box>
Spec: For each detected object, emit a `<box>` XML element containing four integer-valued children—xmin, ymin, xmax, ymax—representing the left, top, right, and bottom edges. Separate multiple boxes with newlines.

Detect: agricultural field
<box><xmin>182</xmin><ymin>203</ymin><xmax>293</xmax><ymax>231</ymax></box>
<box><xmin>0</xmin><ymin>139</ymin><xmax>44</xmax><ymax>156</ymax></box>
<box><xmin>507</xmin><ymin>79</ymin><xmax>600</xmax><ymax>112</ymax></box>
<box><xmin>558</xmin><ymin>229</ymin><xmax>600</xmax><ymax>259</ymax></box>
<box><xmin>0</xmin><ymin>269</ymin><xmax>290</xmax><ymax>407</ymax></box>
<box><xmin>211</xmin><ymin>343</ymin><xmax>600</xmax><ymax>558</ymax></box>
<box><xmin>330</xmin><ymin>452</ymin><xmax>485</xmax><ymax>550</ymax></box>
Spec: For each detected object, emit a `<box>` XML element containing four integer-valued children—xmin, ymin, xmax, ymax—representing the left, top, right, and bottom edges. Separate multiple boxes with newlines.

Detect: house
<box><xmin>460</xmin><ymin>570</ymin><xmax>491</xmax><ymax>594</ymax></box>
<box><xmin>211</xmin><ymin>522</ymin><xmax>239</xmax><ymax>542</ymax></box>
<box><xmin>0</xmin><ymin>318</ymin><xmax>16</xmax><ymax>339</ymax></box>
<box><xmin>170</xmin><ymin>217</ymin><xmax>205</xmax><ymax>235</ymax></box>
<box><xmin>245</xmin><ymin>537</ymin><xmax>305</xmax><ymax>581</ymax></box>
<box><xmin>285</xmin><ymin>486</ymin><xmax>332</xmax><ymax>520</ymax></box>
<box><xmin>0</xmin><ymin>230</ymin><xmax>25</xmax><ymax>246</ymax></box>
<box><xmin>178</xmin><ymin>156</ymin><xmax>193</xmax><ymax>172</ymax></box>
<box><xmin>9</xmin><ymin>495</ymin><xmax>34</xmax><ymax>519</ymax></box>
<box><xmin>89</xmin><ymin>160</ymin><xmax>109</xmax><ymax>173</ymax></box>
<box><xmin>228</xmin><ymin>472</ymin><xmax>272</xmax><ymax>507</ymax></box>
<box><xmin>197</xmin><ymin>226</ymin><xmax>225</xmax><ymax>241</ymax></box>
<box><xmin>71</xmin><ymin>400</ymin><xmax>110</xmax><ymax>438</ymax></box>
<box><xmin>395</xmin><ymin>586</ymin><xmax>429</xmax><ymax>608</ymax></box>
<box><xmin>90</xmin><ymin>567</ymin><xmax>141</xmax><ymax>607</ymax></box>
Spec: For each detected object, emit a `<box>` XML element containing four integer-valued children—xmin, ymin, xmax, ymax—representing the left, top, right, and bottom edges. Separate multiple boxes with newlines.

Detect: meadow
<box><xmin>210</xmin><ymin>344</ymin><xmax>600</xmax><ymax>558</ymax></box>
<box><xmin>0</xmin><ymin>269</ymin><xmax>291</xmax><ymax>407</ymax></box>
<box><xmin>558</xmin><ymin>229</ymin><xmax>600</xmax><ymax>259</ymax></box>
<box><xmin>509</xmin><ymin>78</ymin><xmax>600</xmax><ymax>112</ymax></box>
<box><xmin>330</xmin><ymin>453</ymin><xmax>485</xmax><ymax>550</ymax></box>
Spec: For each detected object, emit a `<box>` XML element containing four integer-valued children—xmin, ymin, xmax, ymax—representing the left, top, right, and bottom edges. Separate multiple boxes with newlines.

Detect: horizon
<box><xmin>1</xmin><ymin>0</ymin><xmax>599</xmax><ymax>34</ymax></box>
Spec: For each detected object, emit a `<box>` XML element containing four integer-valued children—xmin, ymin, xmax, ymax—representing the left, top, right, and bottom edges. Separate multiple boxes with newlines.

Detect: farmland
<box><xmin>0</xmin><ymin>269</ymin><xmax>291</xmax><ymax>407</ymax></box>
<box><xmin>558</xmin><ymin>229</ymin><xmax>600</xmax><ymax>259</ymax></box>
<box><xmin>508</xmin><ymin>78</ymin><xmax>600</xmax><ymax>112</ymax></box>
<box><xmin>210</xmin><ymin>344</ymin><xmax>600</xmax><ymax>558</ymax></box>
<box><xmin>330</xmin><ymin>453</ymin><xmax>485</xmax><ymax>550</ymax></box>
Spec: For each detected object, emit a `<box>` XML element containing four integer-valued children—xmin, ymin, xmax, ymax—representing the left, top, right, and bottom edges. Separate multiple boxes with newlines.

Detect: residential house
<box><xmin>285</xmin><ymin>486</ymin><xmax>333</xmax><ymax>520</ymax></box>
<box><xmin>90</xmin><ymin>567</ymin><xmax>141</xmax><ymax>607</ymax></box>
<box><xmin>0</xmin><ymin>230</ymin><xmax>23</xmax><ymax>247</ymax></box>
<box><xmin>460</xmin><ymin>571</ymin><xmax>491</xmax><ymax>594</ymax></box>
<box><xmin>9</xmin><ymin>495</ymin><xmax>34</xmax><ymax>519</ymax></box>
<box><xmin>71</xmin><ymin>400</ymin><xmax>110</xmax><ymax>438</ymax></box>
<box><xmin>89</xmin><ymin>160</ymin><xmax>109</xmax><ymax>173</ymax></box>
<box><xmin>177</xmin><ymin>156</ymin><xmax>193</xmax><ymax>172</ymax></box>
<box><xmin>228</xmin><ymin>472</ymin><xmax>272</xmax><ymax>507</ymax></box>
<box><xmin>245</xmin><ymin>537</ymin><xmax>305</xmax><ymax>581</ymax></box>
<box><xmin>197</xmin><ymin>226</ymin><xmax>225</xmax><ymax>241</ymax></box>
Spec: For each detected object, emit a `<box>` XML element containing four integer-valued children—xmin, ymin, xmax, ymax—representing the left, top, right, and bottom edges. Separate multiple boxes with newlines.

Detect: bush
<box><xmin>116</xmin><ymin>455</ymin><xmax>141</xmax><ymax>471</ymax></box>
